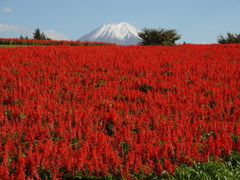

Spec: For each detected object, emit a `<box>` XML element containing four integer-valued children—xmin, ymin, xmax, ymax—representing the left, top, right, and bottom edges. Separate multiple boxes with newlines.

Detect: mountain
<box><xmin>78</xmin><ymin>22</ymin><xmax>142</xmax><ymax>45</ymax></box>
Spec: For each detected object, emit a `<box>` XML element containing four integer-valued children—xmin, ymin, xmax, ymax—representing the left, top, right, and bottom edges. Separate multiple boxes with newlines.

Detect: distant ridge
<box><xmin>78</xmin><ymin>22</ymin><xmax>142</xmax><ymax>45</ymax></box>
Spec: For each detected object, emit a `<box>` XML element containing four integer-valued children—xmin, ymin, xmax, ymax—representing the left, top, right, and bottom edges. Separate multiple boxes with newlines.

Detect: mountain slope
<box><xmin>78</xmin><ymin>22</ymin><xmax>142</xmax><ymax>45</ymax></box>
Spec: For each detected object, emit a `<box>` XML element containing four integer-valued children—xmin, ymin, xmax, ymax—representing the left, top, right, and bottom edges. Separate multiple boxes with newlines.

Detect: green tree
<box><xmin>19</xmin><ymin>35</ymin><xmax>29</xmax><ymax>40</ymax></box>
<box><xmin>138</xmin><ymin>28</ymin><xmax>181</xmax><ymax>46</ymax></box>
<box><xmin>33</xmin><ymin>28</ymin><xmax>51</xmax><ymax>40</ymax></box>
<box><xmin>218</xmin><ymin>33</ymin><xmax>240</xmax><ymax>44</ymax></box>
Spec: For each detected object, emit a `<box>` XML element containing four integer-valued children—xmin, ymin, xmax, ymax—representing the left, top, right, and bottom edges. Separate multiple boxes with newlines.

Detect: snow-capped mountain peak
<box><xmin>78</xmin><ymin>22</ymin><xmax>142</xmax><ymax>45</ymax></box>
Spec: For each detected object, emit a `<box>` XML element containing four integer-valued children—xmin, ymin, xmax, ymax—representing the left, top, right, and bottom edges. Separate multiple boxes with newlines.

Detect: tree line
<box><xmin>20</xmin><ymin>28</ymin><xmax>51</xmax><ymax>40</ymax></box>
<box><xmin>21</xmin><ymin>27</ymin><xmax>240</xmax><ymax>45</ymax></box>
<box><xmin>138</xmin><ymin>28</ymin><xmax>240</xmax><ymax>45</ymax></box>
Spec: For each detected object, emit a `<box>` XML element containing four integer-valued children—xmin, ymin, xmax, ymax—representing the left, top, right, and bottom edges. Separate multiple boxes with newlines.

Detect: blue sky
<box><xmin>0</xmin><ymin>0</ymin><xmax>240</xmax><ymax>43</ymax></box>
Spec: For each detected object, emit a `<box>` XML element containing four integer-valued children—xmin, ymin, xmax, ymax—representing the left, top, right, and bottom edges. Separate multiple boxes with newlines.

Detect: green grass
<box><xmin>158</xmin><ymin>152</ymin><xmax>240</xmax><ymax>180</ymax></box>
<box><xmin>0</xmin><ymin>44</ymin><xmax>29</xmax><ymax>47</ymax></box>
<box><xmin>171</xmin><ymin>153</ymin><xmax>240</xmax><ymax>180</ymax></box>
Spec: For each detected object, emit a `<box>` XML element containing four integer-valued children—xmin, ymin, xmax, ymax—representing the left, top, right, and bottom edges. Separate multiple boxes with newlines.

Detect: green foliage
<box><xmin>38</xmin><ymin>167</ymin><xmax>52</xmax><ymax>179</ymax></box>
<box><xmin>138</xmin><ymin>28</ymin><xmax>181</xmax><ymax>46</ymax></box>
<box><xmin>33</xmin><ymin>28</ymin><xmax>51</xmax><ymax>40</ymax></box>
<box><xmin>171</xmin><ymin>152</ymin><xmax>240</xmax><ymax>180</ymax></box>
<box><xmin>120</xmin><ymin>141</ymin><xmax>130</xmax><ymax>156</ymax></box>
<box><xmin>218</xmin><ymin>33</ymin><xmax>240</xmax><ymax>44</ymax></box>
<box><xmin>19</xmin><ymin>35</ymin><xmax>29</xmax><ymax>40</ymax></box>
<box><xmin>139</xmin><ymin>84</ymin><xmax>153</xmax><ymax>93</ymax></box>
<box><xmin>0</xmin><ymin>39</ymin><xmax>113</xmax><ymax>47</ymax></box>
<box><xmin>105</xmin><ymin>121</ymin><xmax>114</xmax><ymax>136</ymax></box>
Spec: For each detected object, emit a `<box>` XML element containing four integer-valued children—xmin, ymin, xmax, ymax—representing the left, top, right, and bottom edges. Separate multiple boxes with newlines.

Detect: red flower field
<box><xmin>0</xmin><ymin>44</ymin><xmax>240</xmax><ymax>179</ymax></box>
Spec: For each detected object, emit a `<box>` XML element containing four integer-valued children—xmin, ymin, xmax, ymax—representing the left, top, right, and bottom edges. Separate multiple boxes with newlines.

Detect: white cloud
<box><xmin>44</xmin><ymin>30</ymin><xmax>68</xmax><ymax>40</ymax></box>
<box><xmin>2</xmin><ymin>7</ymin><xmax>13</xmax><ymax>13</ymax></box>
<box><xmin>0</xmin><ymin>24</ymin><xmax>31</xmax><ymax>33</ymax></box>
<box><xmin>0</xmin><ymin>24</ymin><xmax>69</xmax><ymax>40</ymax></box>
